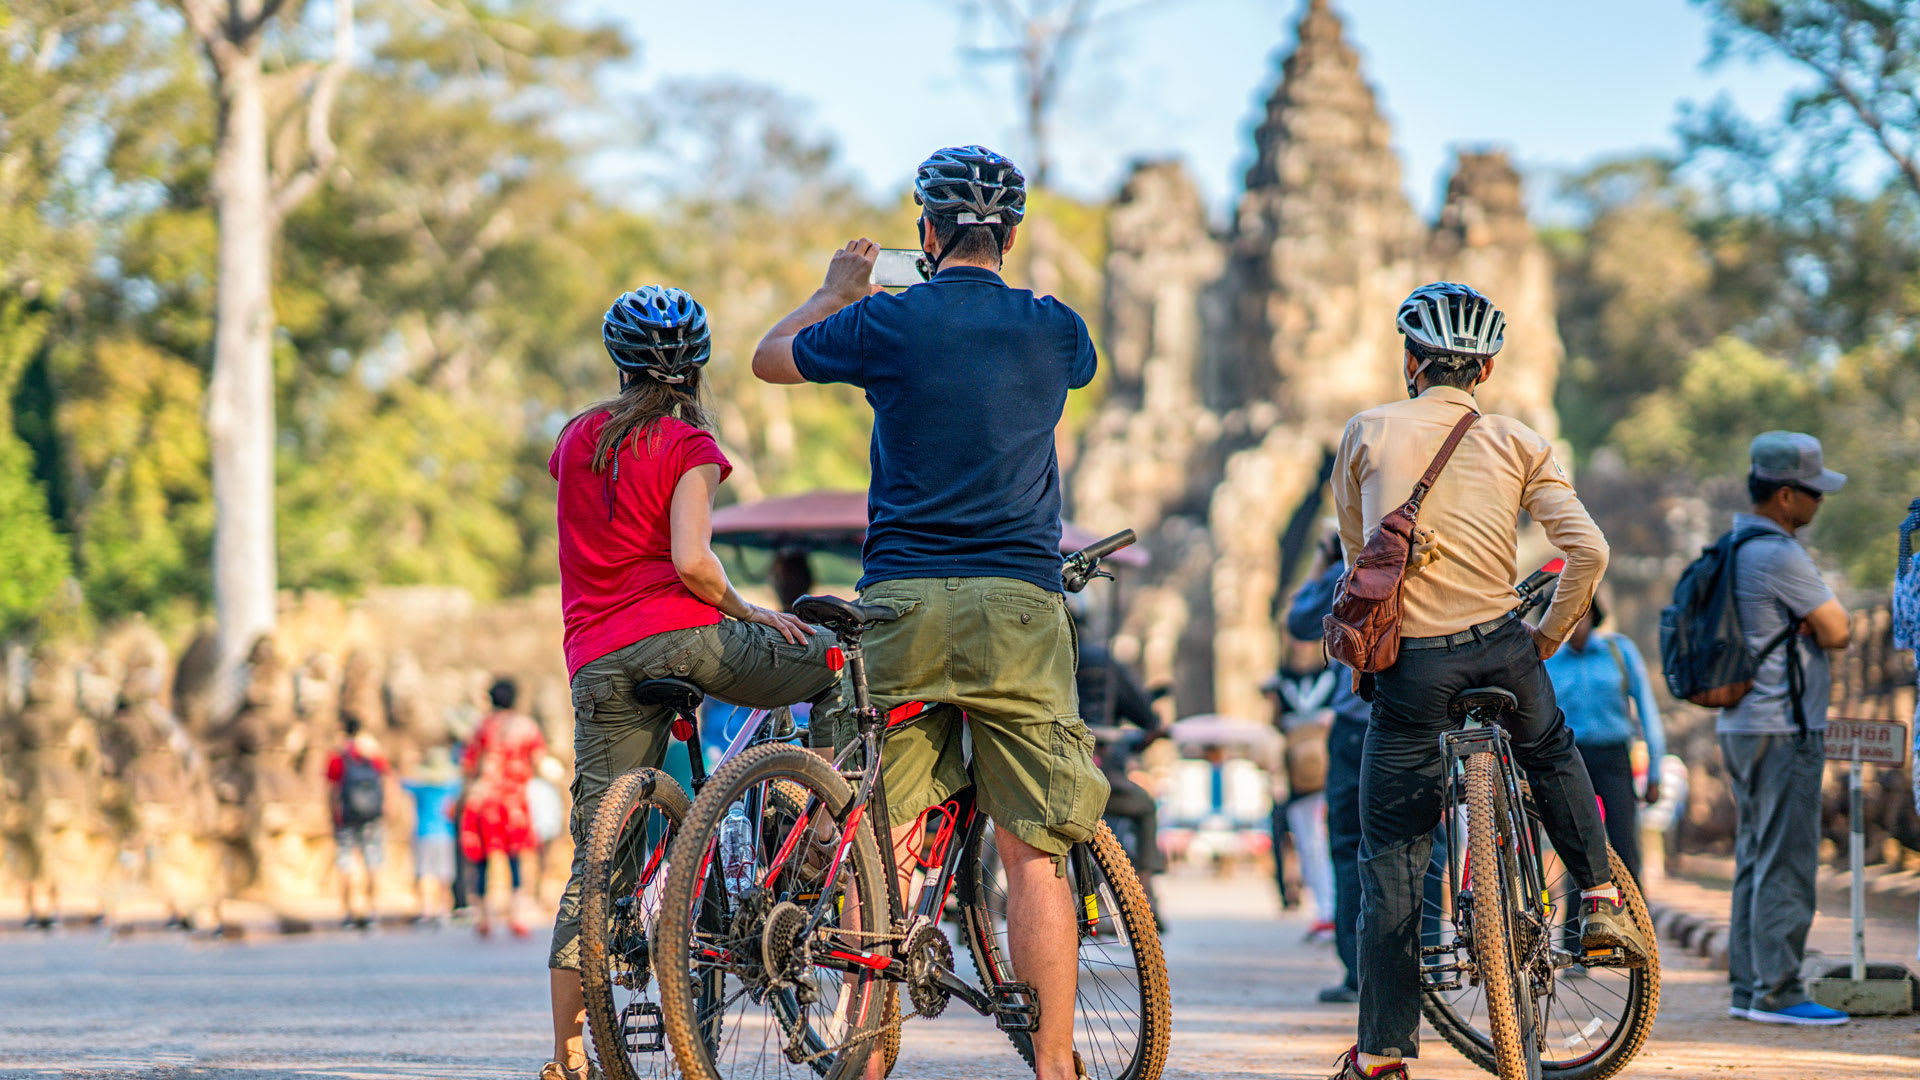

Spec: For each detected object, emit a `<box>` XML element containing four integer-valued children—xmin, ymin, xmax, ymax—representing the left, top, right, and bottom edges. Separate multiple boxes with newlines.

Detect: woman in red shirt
<box><xmin>460</xmin><ymin>678</ymin><xmax>546</xmax><ymax>938</ymax></box>
<box><xmin>541</xmin><ymin>286</ymin><xmax>840</xmax><ymax>1080</ymax></box>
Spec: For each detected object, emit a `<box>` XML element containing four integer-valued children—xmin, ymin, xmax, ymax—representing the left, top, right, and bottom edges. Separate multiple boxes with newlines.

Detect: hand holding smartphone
<box><xmin>871</xmin><ymin>248</ymin><xmax>930</xmax><ymax>289</ymax></box>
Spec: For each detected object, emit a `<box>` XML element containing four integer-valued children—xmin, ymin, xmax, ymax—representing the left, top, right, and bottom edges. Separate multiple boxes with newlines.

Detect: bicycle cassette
<box><xmin>904</xmin><ymin>924</ymin><xmax>954</xmax><ymax>1018</ymax></box>
<box><xmin>761</xmin><ymin>900</ymin><xmax>811</xmax><ymax>986</ymax></box>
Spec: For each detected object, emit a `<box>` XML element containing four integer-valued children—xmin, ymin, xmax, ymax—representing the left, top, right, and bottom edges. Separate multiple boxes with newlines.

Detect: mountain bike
<box><xmin>1416</xmin><ymin>568</ymin><xmax>1661</xmax><ymax>1080</ymax></box>
<box><xmin>653</xmin><ymin>530</ymin><xmax>1172</xmax><ymax>1080</ymax></box>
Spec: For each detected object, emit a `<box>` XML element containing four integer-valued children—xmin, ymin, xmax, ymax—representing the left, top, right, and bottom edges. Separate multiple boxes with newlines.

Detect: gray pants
<box><xmin>1719</xmin><ymin>730</ymin><xmax>1825</xmax><ymax>1010</ymax></box>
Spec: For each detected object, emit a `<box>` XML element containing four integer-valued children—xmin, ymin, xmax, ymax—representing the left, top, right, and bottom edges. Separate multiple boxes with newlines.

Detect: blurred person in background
<box><xmin>1266</xmin><ymin>655</ymin><xmax>1336</xmax><ymax>943</ymax></box>
<box><xmin>1718</xmin><ymin>432</ymin><xmax>1851</xmax><ymax>1025</ymax></box>
<box><xmin>326</xmin><ymin>714</ymin><xmax>388</xmax><ymax>929</ymax></box>
<box><xmin>1892</xmin><ymin>497</ymin><xmax>1919</xmax><ymax>961</ymax></box>
<box><xmin>460</xmin><ymin>678</ymin><xmax>546</xmax><ymax>939</ymax></box>
<box><xmin>526</xmin><ymin>754</ymin><xmax>566</xmax><ymax>905</ymax></box>
<box><xmin>1542</xmin><ymin>592</ymin><xmax>1665</xmax><ymax>885</ymax></box>
<box><xmin>546</xmin><ymin>285</ymin><xmax>840</xmax><ymax>1080</ymax></box>
<box><xmin>402</xmin><ymin>744</ymin><xmax>462</xmax><ymax>924</ymax></box>
<box><xmin>1286</xmin><ymin>530</ymin><xmax>1414</xmax><ymax>1005</ymax></box>
<box><xmin>1073</xmin><ymin>602</ymin><xmax>1170</xmax><ymax>925</ymax></box>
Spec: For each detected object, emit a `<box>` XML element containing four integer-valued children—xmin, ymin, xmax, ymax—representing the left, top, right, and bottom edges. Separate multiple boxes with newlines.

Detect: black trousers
<box><xmin>1327</xmin><ymin>713</ymin><xmax>1450</xmax><ymax>992</ymax></box>
<box><xmin>1102</xmin><ymin>770</ymin><xmax>1162</xmax><ymax>876</ymax></box>
<box><xmin>1578</xmin><ymin>742</ymin><xmax>1641</xmax><ymax>885</ymax></box>
<box><xmin>1356</xmin><ymin>619</ymin><xmax>1611</xmax><ymax>1058</ymax></box>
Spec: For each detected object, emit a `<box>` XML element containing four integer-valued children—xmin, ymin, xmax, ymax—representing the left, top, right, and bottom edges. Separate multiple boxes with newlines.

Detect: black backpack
<box><xmin>337</xmin><ymin>752</ymin><xmax>385</xmax><ymax>826</ymax></box>
<box><xmin>1658</xmin><ymin>529</ymin><xmax>1803</xmax><ymax>723</ymax></box>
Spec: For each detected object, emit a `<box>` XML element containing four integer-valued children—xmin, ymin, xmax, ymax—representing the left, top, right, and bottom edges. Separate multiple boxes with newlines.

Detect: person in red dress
<box><xmin>460</xmin><ymin>678</ymin><xmax>546</xmax><ymax>938</ymax></box>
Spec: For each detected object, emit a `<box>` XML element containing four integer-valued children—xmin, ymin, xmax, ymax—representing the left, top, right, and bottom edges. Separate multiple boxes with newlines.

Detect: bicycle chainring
<box><xmin>904</xmin><ymin>924</ymin><xmax>954</xmax><ymax>1019</ymax></box>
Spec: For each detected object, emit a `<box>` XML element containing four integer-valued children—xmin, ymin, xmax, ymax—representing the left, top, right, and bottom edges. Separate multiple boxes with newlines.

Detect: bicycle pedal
<box><xmin>990</xmin><ymin>982</ymin><xmax>1041</xmax><ymax>1033</ymax></box>
<box><xmin>621</xmin><ymin>1001</ymin><xmax>665</xmax><ymax>1054</ymax></box>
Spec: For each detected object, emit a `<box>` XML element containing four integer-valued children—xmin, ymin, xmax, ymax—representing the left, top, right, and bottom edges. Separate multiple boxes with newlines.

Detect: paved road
<box><xmin>4</xmin><ymin>873</ymin><xmax>1916</xmax><ymax>1078</ymax></box>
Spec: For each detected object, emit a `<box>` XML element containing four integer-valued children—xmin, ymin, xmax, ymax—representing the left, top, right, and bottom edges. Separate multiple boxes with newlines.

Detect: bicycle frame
<box><xmin>767</xmin><ymin>628</ymin><xmax>1035</xmax><ymax>1025</ymax></box>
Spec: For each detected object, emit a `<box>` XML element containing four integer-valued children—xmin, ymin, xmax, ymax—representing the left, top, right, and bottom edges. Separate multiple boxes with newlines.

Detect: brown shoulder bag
<box><xmin>1322</xmin><ymin>409</ymin><xmax>1479</xmax><ymax>677</ymax></box>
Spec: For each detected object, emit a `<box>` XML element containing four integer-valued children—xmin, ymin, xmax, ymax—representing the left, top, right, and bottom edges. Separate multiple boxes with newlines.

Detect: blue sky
<box><xmin>578</xmin><ymin>0</ymin><xmax>1806</xmax><ymax>221</ymax></box>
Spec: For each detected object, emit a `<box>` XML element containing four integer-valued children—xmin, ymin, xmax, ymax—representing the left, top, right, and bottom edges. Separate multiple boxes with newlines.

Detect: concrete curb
<box><xmin>1648</xmin><ymin>900</ymin><xmax>1732</xmax><ymax>972</ymax></box>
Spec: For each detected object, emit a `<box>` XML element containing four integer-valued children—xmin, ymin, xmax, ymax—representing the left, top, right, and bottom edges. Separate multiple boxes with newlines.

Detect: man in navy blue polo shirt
<box><xmin>753</xmin><ymin>145</ymin><xmax>1103</xmax><ymax>1080</ymax></box>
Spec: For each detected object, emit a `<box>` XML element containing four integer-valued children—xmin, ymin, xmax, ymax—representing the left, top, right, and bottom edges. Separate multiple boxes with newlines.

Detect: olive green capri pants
<box><xmin>831</xmin><ymin>576</ymin><xmax>1109</xmax><ymax>861</ymax></box>
<box><xmin>549</xmin><ymin>618</ymin><xmax>839</xmax><ymax>970</ymax></box>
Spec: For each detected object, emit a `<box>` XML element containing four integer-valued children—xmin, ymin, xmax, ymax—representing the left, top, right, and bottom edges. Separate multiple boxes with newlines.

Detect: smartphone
<box><xmin>871</xmin><ymin>248</ymin><xmax>930</xmax><ymax>289</ymax></box>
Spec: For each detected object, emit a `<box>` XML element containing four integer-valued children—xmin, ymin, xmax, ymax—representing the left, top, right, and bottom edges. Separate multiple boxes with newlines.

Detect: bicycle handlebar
<box><xmin>1061</xmin><ymin>529</ymin><xmax>1137</xmax><ymax>593</ymax></box>
<box><xmin>1077</xmin><ymin>529</ymin><xmax>1137</xmax><ymax>564</ymax></box>
<box><xmin>1513</xmin><ymin>557</ymin><xmax>1564</xmax><ymax>613</ymax></box>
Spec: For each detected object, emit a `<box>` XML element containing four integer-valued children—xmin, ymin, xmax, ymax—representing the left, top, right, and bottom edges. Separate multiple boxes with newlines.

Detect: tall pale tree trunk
<box><xmin>207</xmin><ymin>57</ymin><xmax>278</xmax><ymax>713</ymax></box>
<box><xmin>179</xmin><ymin>0</ymin><xmax>353</xmax><ymax>715</ymax></box>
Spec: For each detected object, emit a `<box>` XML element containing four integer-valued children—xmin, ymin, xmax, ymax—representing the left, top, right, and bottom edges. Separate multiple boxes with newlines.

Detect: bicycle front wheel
<box><xmin>655</xmin><ymin>742</ymin><xmax>890</xmax><ymax>1080</ymax></box>
<box><xmin>959</xmin><ymin>819</ymin><xmax>1171</xmax><ymax>1080</ymax></box>
<box><xmin>580</xmin><ymin>767</ymin><xmax>691</xmax><ymax>1080</ymax></box>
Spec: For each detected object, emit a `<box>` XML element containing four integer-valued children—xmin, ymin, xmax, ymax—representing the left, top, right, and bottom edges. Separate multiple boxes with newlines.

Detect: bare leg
<box><xmin>998</xmin><ymin>828</ymin><xmax>1079</xmax><ymax>1080</ymax></box>
<box><xmin>549</xmin><ymin>967</ymin><xmax>588</xmax><ymax>1076</ymax></box>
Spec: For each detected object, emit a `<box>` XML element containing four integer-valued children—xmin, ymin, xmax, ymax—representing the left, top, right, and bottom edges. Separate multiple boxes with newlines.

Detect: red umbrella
<box><xmin>711</xmin><ymin>489</ymin><xmax>1147</xmax><ymax>567</ymax></box>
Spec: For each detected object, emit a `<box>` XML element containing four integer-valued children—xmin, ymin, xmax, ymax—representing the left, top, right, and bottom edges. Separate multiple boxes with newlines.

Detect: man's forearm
<box><xmin>1539</xmin><ymin>538</ymin><xmax>1608</xmax><ymax>641</ymax></box>
<box><xmin>753</xmin><ymin>288</ymin><xmax>858</xmax><ymax>384</ymax></box>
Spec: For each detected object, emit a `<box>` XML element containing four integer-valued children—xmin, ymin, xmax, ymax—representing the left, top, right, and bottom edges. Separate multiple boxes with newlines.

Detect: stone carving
<box><xmin>1071</xmin><ymin>0</ymin><xmax>1565</xmax><ymax>723</ymax></box>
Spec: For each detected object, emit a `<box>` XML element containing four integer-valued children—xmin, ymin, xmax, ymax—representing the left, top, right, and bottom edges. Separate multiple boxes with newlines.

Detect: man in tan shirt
<box><xmin>1324</xmin><ymin>282</ymin><xmax>1650</xmax><ymax>1080</ymax></box>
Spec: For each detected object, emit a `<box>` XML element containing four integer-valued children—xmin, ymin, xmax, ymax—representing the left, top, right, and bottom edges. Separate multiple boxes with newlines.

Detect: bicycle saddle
<box><xmin>1448</xmin><ymin>686</ymin><xmax>1519</xmax><ymax>720</ymax></box>
<box><xmin>632</xmin><ymin>676</ymin><xmax>705</xmax><ymax>714</ymax></box>
<box><xmin>792</xmin><ymin>594</ymin><xmax>901</xmax><ymax>631</ymax></box>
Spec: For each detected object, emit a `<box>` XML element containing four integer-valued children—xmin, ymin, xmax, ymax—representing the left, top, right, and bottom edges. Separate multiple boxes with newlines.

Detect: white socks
<box><xmin>1357</xmin><ymin>1052</ymin><xmax>1402</xmax><ymax>1075</ymax></box>
<box><xmin>1581</xmin><ymin>883</ymin><xmax>1621</xmax><ymax>902</ymax></box>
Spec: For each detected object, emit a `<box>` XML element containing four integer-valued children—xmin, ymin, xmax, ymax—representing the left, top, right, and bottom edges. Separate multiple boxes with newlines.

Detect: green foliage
<box><xmin>0</xmin><ymin>299</ymin><xmax>73</xmax><ymax>635</ymax></box>
<box><xmin>279</xmin><ymin>383</ymin><xmax>524</xmax><ymax>597</ymax></box>
<box><xmin>58</xmin><ymin>336</ymin><xmax>211</xmax><ymax>617</ymax></box>
<box><xmin>1609</xmin><ymin>337</ymin><xmax>1816</xmax><ymax>475</ymax></box>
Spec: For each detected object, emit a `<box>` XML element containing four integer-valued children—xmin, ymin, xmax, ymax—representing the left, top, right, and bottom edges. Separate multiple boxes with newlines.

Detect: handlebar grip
<box><xmin>1077</xmin><ymin>529</ymin><xmax>1137</xmax><ymax>563</ymax></box>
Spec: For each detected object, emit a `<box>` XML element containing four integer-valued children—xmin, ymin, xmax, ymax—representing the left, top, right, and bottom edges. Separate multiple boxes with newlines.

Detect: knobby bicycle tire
<box><xmin>1423</xmin><ymin>840</ymin><xmax>1660</xmax><ymax>1080</ymax></box>
<box><xmin>958</xmin><ymin>819</ymin><xmax>1172</xmax><ymax>1080</ymax></box>
<box><xmin>1463</xmin><ymin>753</ymin><xmax>1531</xmax><ymax>1079</ymax></box>
<box><xmin>580</xmin><ymin>767</ymin><xmax>692</xmax><ymax>1080</ymax></box>
<box><xmin>655</xmin><ymin>742</ymin><xmax>889</xmax><ymax>1080</ymax></box>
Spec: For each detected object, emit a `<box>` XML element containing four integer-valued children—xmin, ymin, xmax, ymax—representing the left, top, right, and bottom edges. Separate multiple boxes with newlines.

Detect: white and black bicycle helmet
<box><xmin>913</xmin><ymin>145</ymin><xmax>1026</xmax><ymax>226</ymax></box>
<box><xmin>1396</xmin><ymin>281</ymin><xmax>1505</xmax><ymax>363</ymax></box>
<box><xmin>602</xmin><ymin>286</ymin><xmax>711</xmax><ymax>384</ymax></box>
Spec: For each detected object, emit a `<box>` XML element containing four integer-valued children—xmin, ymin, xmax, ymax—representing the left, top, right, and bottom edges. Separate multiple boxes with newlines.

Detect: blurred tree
<box><xmin>1694</xmin><ymin>0</ymin><xmax>1920</xmax><ymax>199</ymax></box>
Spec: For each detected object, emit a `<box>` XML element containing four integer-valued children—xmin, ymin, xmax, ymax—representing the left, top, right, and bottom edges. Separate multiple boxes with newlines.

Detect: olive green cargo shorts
<box><xmin>550</xmin><ymin>618</ymin><xmax>840</xmax><ymax>971</ymax></box>
<box><xmin>832</xmin><ymin>576</ymin><xmax>1109</xmax><ymax>859</ymax></box>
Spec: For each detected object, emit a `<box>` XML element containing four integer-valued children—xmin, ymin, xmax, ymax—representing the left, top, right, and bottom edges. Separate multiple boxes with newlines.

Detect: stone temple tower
<box><xmin>1072</xmin><ymin>0</ymin><xmax>1565</xmax><ymax>723</ymax></box>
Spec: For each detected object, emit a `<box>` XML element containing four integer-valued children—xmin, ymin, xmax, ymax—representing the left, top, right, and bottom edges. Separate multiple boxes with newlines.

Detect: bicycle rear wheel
<box><xmin>580</xmin><ymin>768</ymin><xmax>691</xmax><ymax>1080</ymax></box>
<box><xmin>1462</xmin><ymin>753</ymin><xmax>1534</xmax><ymax>1079</ymax></box>
<box><xmin>958</xmin><ymin>819</ymin><xmax>1171</xmax><ymax>1080</ymax></box>
<box><xmin>656</xmin><ymin>742</ymin><xmax>890</xmax><ymax>1080</ymax></box>
<box><xmin>1424</xmin><ymin>782</ymin><xmax>1659</xmax><ymax>1079</ymax></box>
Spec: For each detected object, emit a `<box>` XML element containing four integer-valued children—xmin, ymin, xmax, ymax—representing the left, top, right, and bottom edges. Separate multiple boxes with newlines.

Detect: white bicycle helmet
<box><xmin>1396</xmin><ymin>281</ymin><xmax>1505</xmax><ymax>362</ymax></box>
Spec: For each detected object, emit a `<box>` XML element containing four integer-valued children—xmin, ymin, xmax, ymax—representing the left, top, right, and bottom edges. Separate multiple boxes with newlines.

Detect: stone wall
<box><xmin>1071</xmin><ymin>0</ymin><xmax>1565</xmax><ymax>723</ymax></box>
<box><xmin>0</xmin><ymin>586</ymin><xmax>576</xmax><ymax>927</ymax></box>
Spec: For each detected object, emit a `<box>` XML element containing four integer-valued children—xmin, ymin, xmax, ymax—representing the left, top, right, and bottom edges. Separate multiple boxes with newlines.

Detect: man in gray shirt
<box><xmin>1719</xmin><ymin>431</ymin><xmax>1852</xmax><ymax>1025</ymax></box>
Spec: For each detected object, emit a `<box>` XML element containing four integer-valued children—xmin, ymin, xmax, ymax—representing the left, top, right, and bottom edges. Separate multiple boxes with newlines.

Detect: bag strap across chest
<box><xmin>1408</xmin><ymin>409</ymin><xmax>1481</xmax><ymax>510</ymax></box>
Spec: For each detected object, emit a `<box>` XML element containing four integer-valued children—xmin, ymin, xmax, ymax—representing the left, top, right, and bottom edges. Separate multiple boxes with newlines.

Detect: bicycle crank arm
<box><xmin>931</xmin><ymin>965</ymin><xmax>998</xmax><ymax>1017</ymax></box>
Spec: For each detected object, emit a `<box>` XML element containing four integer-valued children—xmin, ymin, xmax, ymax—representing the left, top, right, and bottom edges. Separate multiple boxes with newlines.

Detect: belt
<box><xmin>1398</xmin><ymin>608</ymin><xmax>1522</xmax><ymax>651</ymax></box>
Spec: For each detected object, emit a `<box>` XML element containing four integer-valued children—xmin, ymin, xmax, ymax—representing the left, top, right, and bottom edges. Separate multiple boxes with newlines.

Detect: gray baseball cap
<box><xmin>1749</xmin><ymin>430</ymin><xmax>1846</xmax><ymax>492</ymax></box>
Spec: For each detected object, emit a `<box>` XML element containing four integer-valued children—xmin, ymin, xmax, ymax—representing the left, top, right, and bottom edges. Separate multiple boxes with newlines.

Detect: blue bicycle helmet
<box><xmin>602</xmin><ymin>286</ymin><xmax>712</xmax><ymax>383</ymax></box>
<box><xmin>914</xmin><ymin>145</ymin><xmax>1026</xmax><ymax>226</ymax></box>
